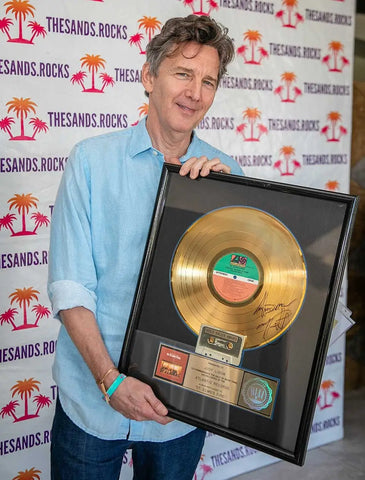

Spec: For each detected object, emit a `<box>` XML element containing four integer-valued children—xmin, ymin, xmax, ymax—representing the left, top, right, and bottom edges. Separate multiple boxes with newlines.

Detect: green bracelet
<box><xmin>106</xmin><ymin>373</ymin><xmax>126</xmax><ymax>399</ymax></box>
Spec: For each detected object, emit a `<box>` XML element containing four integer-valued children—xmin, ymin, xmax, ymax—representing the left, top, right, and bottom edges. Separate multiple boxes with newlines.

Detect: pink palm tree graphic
<box><xmin>0</xmin><ymin>16</ymin><xmax>13</xmax><ymax>39</ymax></box>
<box><xmin>128</xmin><ymin>33</ymin><xmax>144</xmax><ymax>54</ymax></box>
<box><xmin>0</xmin><ymin>116</ymin><xmax>15</xmax><ymax>139</ymax></box>
<box><xmin>28</xmin><ymin>20</ymin><xmax>46</xmax><ymax>43</ymax></box>
<box><xmin>0</xmin><ymin>308</ymin><xmax>18</xmax><ymax>330</ymax></box>
<box><xmin>71</xmin><ymin>71</ymin><xmax>87</xmax><ymax>91</ymax></box>
<box><xmin>29</xmin><ymin>117</ymin><xmax>48</xmax><ymax>139</ymax></box>
<box><xmin>0</xmin><ymin>400</ymin><xmax>20</xmax><ymax>422</ymax></box>
<box><xmin>32</xmin><ymin>304</ymin><xmax>51</xmax><ymax>326</ymax></box>
<box><xmin>33</xmin><ymin>394</ymin><xmax>52</xmax><ymax>415</ymax></box>
<box><xmin>183</xmin><ymin>0</ymin><xmax>219</xmax><ymax>15</ymax></box>
<box><xmin>0</xmin><ymin>213</ymin><xmax>17</xmax><ymax>235</ymax></box>
<box><xmin>99</xmin><ymin>72</ymin><xmax>115</xmax><ymax>92</ymax></box>
<box><xmin>31</xmin><ymin>211</ymin><xmax>50</xmax><ymax>233</ymax></box>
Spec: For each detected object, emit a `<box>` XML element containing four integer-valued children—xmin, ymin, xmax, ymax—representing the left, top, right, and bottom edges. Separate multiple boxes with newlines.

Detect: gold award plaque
<box><xmin>170</xmin><ymin>206</ymin><xmax>307</xmax><ymax>349</ymax></box>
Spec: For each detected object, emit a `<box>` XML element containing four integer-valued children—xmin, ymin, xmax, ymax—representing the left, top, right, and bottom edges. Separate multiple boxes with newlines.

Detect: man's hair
<box><xmin>146</xmin><ymin>15</ymin><xmax>234</xmax><ymax>85</ymax></box>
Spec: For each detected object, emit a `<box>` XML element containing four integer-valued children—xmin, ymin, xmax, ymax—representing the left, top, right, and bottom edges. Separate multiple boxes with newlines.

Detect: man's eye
<box><xmin>177</xmin><ymin>72</ymin><xmax>189</xmax><ymax>78</ymax></box>
<box><xmin>204</xmin><ymin>80</ymin><xmax>215</xmax><ymax>88</ymax></box>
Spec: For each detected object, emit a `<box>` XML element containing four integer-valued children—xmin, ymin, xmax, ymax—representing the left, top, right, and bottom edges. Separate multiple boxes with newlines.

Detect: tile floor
<box><xmin>231</xmin><ymin>387</ymin><xmax>365</xmax><ymax>479</ymax></box>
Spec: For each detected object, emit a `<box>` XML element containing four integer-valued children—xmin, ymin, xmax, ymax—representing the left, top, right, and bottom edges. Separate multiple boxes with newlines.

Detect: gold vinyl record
<box><xmin>170</xmin><ymin>207</ymin><xmax>307</xmax><ymax>349</ymax></box>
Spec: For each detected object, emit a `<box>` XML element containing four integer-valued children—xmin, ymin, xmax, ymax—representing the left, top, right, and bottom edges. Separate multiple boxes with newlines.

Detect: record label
<box><xmin>211</xmin><ymin>252</ymin><xmax>260</xmax><ymax>304</ymax></box>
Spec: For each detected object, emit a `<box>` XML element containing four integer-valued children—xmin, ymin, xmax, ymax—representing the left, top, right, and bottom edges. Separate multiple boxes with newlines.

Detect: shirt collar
<box><xmin>129</xmin><ymin>116</ymin><xmax>200</xmax><ymax>163</ymax></box>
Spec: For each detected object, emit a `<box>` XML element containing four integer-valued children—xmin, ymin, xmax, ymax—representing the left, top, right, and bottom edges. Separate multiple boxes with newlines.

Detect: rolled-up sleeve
<box><xmin>48</xmin><ymin>143</ymin><xmax>98</xmax><ymax>319</ymax></box>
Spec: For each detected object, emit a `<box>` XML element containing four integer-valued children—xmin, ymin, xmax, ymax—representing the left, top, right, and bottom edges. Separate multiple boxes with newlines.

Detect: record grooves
<box><xmin>170</xmin><ymin>206</ymin><xmax>307</xmax><ymax>349</ymax></box>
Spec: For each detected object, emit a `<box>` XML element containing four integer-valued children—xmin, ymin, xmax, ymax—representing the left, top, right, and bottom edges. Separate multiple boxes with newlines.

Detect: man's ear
<box><xmin>142</xmin><ymin>63</ymin><xmax>154</xmax><ymax>95</ymax></box>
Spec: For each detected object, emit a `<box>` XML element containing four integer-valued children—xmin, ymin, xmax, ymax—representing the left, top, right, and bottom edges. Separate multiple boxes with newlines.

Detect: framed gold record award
<box><xmin>119</xmin><ymin>164</ymin><xmax>358</xmax><ymax>465</ymax></box>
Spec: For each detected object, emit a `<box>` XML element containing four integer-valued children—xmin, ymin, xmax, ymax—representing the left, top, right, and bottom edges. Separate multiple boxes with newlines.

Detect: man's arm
<box><xmin>60</xmin><ymin>306</ymin><xmax>171</xmax><ymax>425</ymax></box>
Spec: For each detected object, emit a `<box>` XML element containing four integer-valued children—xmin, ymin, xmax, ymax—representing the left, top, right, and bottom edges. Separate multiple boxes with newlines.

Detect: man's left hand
<box><xmin>168</xmin><ymin>156</ymin><xmax>231</xmax><ymax>179</ymax></box>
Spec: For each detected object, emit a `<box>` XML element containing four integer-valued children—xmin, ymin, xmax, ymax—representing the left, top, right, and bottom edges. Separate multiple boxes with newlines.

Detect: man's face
<box><xmin>142</xmin><ymin>42</ymin><xmax>220</xmax><ymax>137</ymax></box>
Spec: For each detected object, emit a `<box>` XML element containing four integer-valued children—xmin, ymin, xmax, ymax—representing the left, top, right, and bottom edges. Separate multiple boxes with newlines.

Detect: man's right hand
<box><xmin>108</xmin><ymin>375</ymin><xmax>172</xmax><ymax>425</ymax></box>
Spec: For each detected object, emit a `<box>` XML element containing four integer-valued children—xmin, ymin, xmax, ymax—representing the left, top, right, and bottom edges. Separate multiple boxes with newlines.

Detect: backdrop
<box><xmin>0</xmin><ymin>1</ymin><xmax>355</xmax><ymax>479</ymax></box>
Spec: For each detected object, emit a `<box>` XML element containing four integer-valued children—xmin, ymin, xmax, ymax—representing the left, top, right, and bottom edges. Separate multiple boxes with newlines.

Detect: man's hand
<box><xmin>168</xmin><ymin>156</ymin><xmax>231</xmax><ymax>179</ymax></box>
<box><xmin>109</xmin><ymin>376</ymin><xmax>172</xmax><ymax>425</ymax></box>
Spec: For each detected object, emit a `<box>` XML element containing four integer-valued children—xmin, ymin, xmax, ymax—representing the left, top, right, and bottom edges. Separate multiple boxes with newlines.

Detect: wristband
<box><xmin>105</xmin><ymin>374</ymin><xmax>126</xmax><ymax>402</ymax></box>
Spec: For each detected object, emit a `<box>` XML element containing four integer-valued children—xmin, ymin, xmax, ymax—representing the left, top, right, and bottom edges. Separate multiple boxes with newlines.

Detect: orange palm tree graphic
<box><xmin>243</xmin><ymin>30</ymin><xmax>262</xmax><ymax>64</ymax></box>
<box><xmin>242</xmin><ymin>107</ymin><xmax>263</xmax><ymax>141</ymax></box>
<box><xmin>321</xmin><ymin>111</ymin><xmax>345</xmax><ymax>142</ymax></box>
<box><xmin>137</xmin><ymin>16</ymin><xmax>162</xmax><ymax>42</ymax></box>
<box><xmin>10</xmin><ymin>378</ymin><xmax>40</xmax><ymax>421</ymax></box>
<box><xmin>325</xmin><ymin>180</ymin><xmax>340</xmax><ymax>191</ymax></box>
<box><xmin>131</xmin><ymin>103</ymin><xmax>149</xmax><ymax>126</ymax></box>
<box><xmin>13</xmin><ymin>467</ymin><xmax>42</xmax><ymax>480</ymax></box>
<box><xmin>5</xmin><ymin>97</ymin><xmax>46</xmax><ymax>140</ymax></box>
<box><xmin>8</xmin><ymin>193</ymin><xmax>38</xmax><ymax>235</ymax></box>
<box><xmin>4</xmin><ymin>0</ymin><xmax>35</xmax><ymax>43</ymax></box>
<box><xmin>10</xmin><ymin>287</ymin><xmax>39</xmax><ymax>329</ymax></box>
<box><xmin>275</xmin><ymin>0</ymin><xmax>303</xmax><ymax>28</ymax></box>
<box><xmin>324</xmin><ymin>41</ymin><xmax>348</xmax><ymax>72</ymax></box>
<box><xmin>80</xmin><ymin>54</ymin><xmax>106</xmax><ymax>92</ymax></box>
<box><xmin>277</xmin><ymin>72</ymin><xmax>302</xmax><ymax>102</ymax></box>
<box><xmin>274</xmin><ymin>146</ymin><xmax>301</xmax><ymax>176</ymax></box>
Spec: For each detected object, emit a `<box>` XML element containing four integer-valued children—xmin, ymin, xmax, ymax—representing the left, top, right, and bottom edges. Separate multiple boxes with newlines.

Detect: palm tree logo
<box><xmin>320</xmin><ymin>111</ymin><xmax>347</xmax><ymax>142</ymax></box>
<box><xmin>322</xmin><ymin>41</ymin><xmax>349</xmax><ymax>73</ymax></box>
<box><xmin>325</xmin><ymin>180</ymin><xmax>340</xmax><ymax>191</ymax></box>
<box><xmin>274</xmin><ymin>146</ymin><xmax>301</xmax><ymax>176</ymax></box>
<box><xmin>236</xmin><ymin>30</ymin><xmax>269</xmax><ymax>65</ymax></box>
<box><xmin>0</xmin><ymin>286</ymin><xmax>51</xmax><ymax>330</ymax></box>
<box><xmin>275</xmin><ymin>0</ymin><xmax>304</xmax><ymax>29</ymax></box>
<box><xmin>1</xmin><ymin>97</ymin><xmax>48</xmax><ymax>141</ymax></box>
<box><xmin>274</xmin><ymin>72</ymin><xmax>302</xmax><ymax>103</ymax></box>
<box><xmin>71</xmin><ymin>54</ymin><xmax>115</xmax><ymax>93</ymax></box>
<box><xmin>0</xmin><ymin>193</ymin><xmax>50</xmax><ymax>236</ymax></box>
<box><xmin>236</xmin><ymin>107</ymin><xmax>268</xmax><ymax>142</ymax></box>
<box><xmin>316</xmin><ymin>379</ymin><xmax>340</xmax><ymax>410</ymax></box>
<box><xmin>0</xmin><ymin>0</ymin><xmax>46</xmax><ymax>44</ymax></box>
<box><xmin>0</xmin><ymin>378</ymin><xmax>52</xmax><ymax>422</ymax></box>
<box><xmin>131</xmin><ymin>103</ymin><xmax>149</xmax><ymax>126</ymax></box>
<box><xmin>12</xmin><ymin>467</ymin><xmax>42</xmax><ymax>480</ymax></box>
<box><xmin>181</xmin><ymin>0</ymin><xmax>219</xmax><ymax>16</ymax></box>
<box><xmin>194</xmin><ymin>455</ymin><xmax>213</xmax><ymax>480</ymax></box>
<box><xmin>129</xmin><ymin>16</ymin><xmax>162</xmax><ymax>55</ymax></box>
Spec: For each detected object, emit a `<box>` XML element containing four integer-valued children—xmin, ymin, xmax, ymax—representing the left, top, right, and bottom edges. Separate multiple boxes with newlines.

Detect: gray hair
<box><xmin>145</xmin><ymin>15</ymin><xmax>234</xmax><ymax>85</ymax></box>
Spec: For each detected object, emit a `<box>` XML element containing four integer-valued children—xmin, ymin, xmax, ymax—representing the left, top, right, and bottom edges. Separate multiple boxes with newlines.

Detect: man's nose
<box><xmin>186</xmin><ymin>79</ymin><xmax>201</xmax><ymax>101</ymax></box>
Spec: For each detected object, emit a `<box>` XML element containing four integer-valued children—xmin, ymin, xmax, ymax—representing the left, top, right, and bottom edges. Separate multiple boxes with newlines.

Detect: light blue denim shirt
<box><xmin>48</xmin><ymin>118</ymin><xmax>243</xmax><ymax>441</ymax></box>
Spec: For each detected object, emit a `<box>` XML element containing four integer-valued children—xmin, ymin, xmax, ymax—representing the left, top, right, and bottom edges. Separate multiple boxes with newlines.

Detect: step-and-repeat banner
<box><xmin>0</xmin><ymin>1</ymin><xmax>355</xmax><ymax>479</ymax></box>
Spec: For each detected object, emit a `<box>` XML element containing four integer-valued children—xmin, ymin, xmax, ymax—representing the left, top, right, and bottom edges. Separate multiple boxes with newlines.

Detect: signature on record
<box><xmin>254</xmin><ymin>291</ymin><xmax>297</xmax><ymax>340</ymax></box>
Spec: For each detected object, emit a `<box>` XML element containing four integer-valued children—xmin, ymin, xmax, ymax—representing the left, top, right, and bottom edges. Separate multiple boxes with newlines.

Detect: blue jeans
<box><xmin>51</xmin><ymin>398</ymin><xmax>206</xmax><ymax>480</ymax></box>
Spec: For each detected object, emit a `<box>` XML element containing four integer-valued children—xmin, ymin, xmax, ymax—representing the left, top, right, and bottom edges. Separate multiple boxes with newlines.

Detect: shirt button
<box><xmin>152</xmin><ymin>150</ymin><xmax>158</xmax><ymax>156</ymax></box>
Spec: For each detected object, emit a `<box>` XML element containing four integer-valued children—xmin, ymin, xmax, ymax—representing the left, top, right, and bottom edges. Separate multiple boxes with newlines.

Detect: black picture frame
<box><xmin>119</xmin><ymin>164</ymin><xmax>358</xmax><ymax>466</ymax></box>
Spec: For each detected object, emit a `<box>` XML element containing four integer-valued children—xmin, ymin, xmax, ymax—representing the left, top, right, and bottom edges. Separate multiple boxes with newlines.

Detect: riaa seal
<box><xmin>241</xmin><ymin>377</ymin><xmax>273</xmax><ymax>411</ymax></box>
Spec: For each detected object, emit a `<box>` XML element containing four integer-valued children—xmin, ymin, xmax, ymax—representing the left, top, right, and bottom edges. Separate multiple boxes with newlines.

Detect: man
<box><xmin>48</xmin><ymin>14</ymin><xmax>242</xmax><ymax>480</ymax></box>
